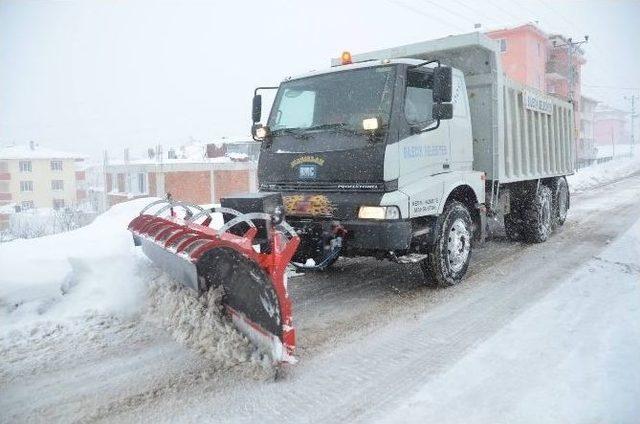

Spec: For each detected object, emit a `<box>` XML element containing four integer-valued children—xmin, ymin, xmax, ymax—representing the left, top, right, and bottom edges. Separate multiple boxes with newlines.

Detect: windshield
<box><xmin>267</xmin><ymin>66</ymin><xmax>395</xmax><ymax>136</ymax></box>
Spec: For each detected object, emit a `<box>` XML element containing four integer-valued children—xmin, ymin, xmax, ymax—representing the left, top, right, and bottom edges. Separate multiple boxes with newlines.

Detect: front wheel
<box><xmin>421</xmin><ymin>201</ymin><xmax>473</xmax><ymax>287</ymax></box>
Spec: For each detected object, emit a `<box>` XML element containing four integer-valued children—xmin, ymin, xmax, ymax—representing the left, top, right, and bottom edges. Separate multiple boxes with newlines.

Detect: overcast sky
<box><xmin>1</xmin><ymin>0</ymin><xmax>638</xmax><ymax>159</ymax></box>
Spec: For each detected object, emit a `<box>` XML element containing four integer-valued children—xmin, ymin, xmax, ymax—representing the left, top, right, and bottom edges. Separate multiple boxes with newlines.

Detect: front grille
<box><xmin>260</xmin><ymin>180</ymin><xmax>397</xmax><ymax>193</ymax></box>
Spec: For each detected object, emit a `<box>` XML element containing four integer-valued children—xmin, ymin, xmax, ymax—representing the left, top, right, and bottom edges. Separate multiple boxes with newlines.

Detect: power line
<box><xmin>385</xmin><ymin>0</ymin><xmax>469</xmax><ymax>33</ymax></box>
<box><xmin>583</xmin><ymin>85</ymin><xmax>640</xmax><ymax>91</ymax></box>
<box><xmin>483</xmin><ymin>0</ymin><xmax>523</xmax><ymax>23</ymax></box>
<box><xmin>419</xmin><ymin>0</ymin><xmax>477</xmax><ymax>26</ymax></box>
<box><xmin>452</xmin><ymin>0</ymin><xmax>504</xmax><ymax>28</ymax></box>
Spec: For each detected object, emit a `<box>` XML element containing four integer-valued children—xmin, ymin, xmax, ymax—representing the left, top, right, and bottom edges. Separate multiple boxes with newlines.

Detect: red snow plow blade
<box><xmin>128</xmin><ymin>199</ymin><xmax>300</xmax><ymax>363</ymax></box>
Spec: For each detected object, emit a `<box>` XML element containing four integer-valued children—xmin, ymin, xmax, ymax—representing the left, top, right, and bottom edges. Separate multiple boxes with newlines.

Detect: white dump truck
<box><xmin>250</xmin><ymin>32</ymin><xmax>574</xmax><ymax>286</ymax></box>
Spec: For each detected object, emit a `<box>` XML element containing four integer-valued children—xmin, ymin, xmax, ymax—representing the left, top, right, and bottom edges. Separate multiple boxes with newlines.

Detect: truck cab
<box><xmin>253</xmin><ymin>57</ymin><xmax>485</xmax><ymax>283</ymax></box>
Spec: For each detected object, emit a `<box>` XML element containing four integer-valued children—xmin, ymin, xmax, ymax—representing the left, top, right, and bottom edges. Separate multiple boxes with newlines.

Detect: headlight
<box><xmin>358</xmin><ymin>206</ymin><xmax>401</xmax><ymax>220</ymax></box>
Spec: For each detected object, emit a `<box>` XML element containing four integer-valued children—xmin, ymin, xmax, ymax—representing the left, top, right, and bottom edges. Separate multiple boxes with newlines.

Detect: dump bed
<box><xmin>341</xmin><ymin>32</ymin><xmax>575</xmax><ymax>182</ymax></box>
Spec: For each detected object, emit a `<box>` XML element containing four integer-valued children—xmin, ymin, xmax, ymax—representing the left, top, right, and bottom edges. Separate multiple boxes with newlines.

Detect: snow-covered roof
<box><xmin>0</xmin><ymin>144</ymin><xmax>86</xmax><ymax>160</ymax></box>
<box><xmin>209</xmin><ymin>137</ymin><xmax>254</xmax><ymax>145</ymax></box>
<box><xmin>108</xmin><ymin>155</ymin><xmax>244</xmax><ymax>166</ymax></box>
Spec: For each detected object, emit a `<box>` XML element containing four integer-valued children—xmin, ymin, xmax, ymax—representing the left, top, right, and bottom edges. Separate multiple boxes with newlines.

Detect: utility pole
<box><xmin>625</xmin><ymin>94</ymin><xmax>638</xmax><ymax>156</ymax></box>
<box><xmin>552</xmin><ymin>35</ymin><xmax>589</xmax><ymax>103</ymax></box>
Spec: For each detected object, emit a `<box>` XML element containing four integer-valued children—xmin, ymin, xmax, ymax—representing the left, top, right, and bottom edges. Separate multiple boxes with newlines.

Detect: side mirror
<box><xmin>432</xmin><ymin>66</ymin><xmax>452</xmax><ymax>103</ymax></box>
<box><xmin>432</xmin><ymin>103</ymin><xmax>453</xmax><ymax>120</ymax></box>
<box><xmin>252</xmin><ymin>94</ymin><xmax>262</xmax><ymax>123</ymax></box>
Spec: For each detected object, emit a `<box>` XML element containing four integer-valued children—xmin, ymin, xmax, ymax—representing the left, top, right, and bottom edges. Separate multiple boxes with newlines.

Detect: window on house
<box><xmin>19</xmin><ymin>161</ymin><xmax>32</xmax><ymax>172</ymax></box>
<box><xmin>0</xmin><ymin>161</ymin><xmax>7</xmax><ymax>172</ymax></box>
<box><xmin>117</xmin><ymin>173</ymin><xmax>125</xmax><ymax>193</ymax></box>
<box><xmin>53</xmin><ymin>199</ymin><xmax>65</xmax><ymax>210</ymax></box>
<box><xmin>51</xmin><ymin>180</ymin><xmax>64</xmax><ymax>191</ymax></box>
<box><xmin>21</xmin><ymin>200</ymin><xmax>34</xmax><ymax>210</ymax></box>
<box><xmin>20</xmin><ymin>181</ymin><xmax>34</xmax><ymax>192</ymax></box>
<box><xmin>137</xmin><ymin>173</ymin><xmax>147</xmax><ymax>194</ymax></box>
<box><xmin>0</xmin><ymin>181</ymin><xmax>9</xmax><ymax>192</ymax></box>
<box><xmin>51</xmin><ymin>160</ymin><xmax>63</xmax><ymax>171</ymax></box>
<box><xmin>499</xmin><ymin>39</ymin><xmax>507</xmax><ymax>52</ymax></box>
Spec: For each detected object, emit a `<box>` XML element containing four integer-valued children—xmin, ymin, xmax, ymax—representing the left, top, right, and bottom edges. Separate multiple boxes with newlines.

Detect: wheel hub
<box><xmin>447</xmin><ymin>219</ymin><xmax>471</xmax><ymax>272</ymax></box>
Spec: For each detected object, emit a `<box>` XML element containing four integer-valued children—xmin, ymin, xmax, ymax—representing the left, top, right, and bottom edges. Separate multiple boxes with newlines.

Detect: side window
<box><xmin>404</xmin><ymin>70</ymin><xmax>433</xmax><ymax>126</ymax></box>
<box><xmin>273</xmin><ymin>89</ymin><xmax>316</xmax><ymax>129</ymax></box>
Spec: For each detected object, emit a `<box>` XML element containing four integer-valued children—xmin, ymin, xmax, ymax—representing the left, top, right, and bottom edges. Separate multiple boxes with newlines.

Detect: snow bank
<box><xmin>0</xmin><ymin>198</ymin><xmax>153</xmax><ymax>334</ymax></box>
<box><xmin>569</xmin><ymin>148</ymin><xmax>640</xmax><ymax>192</ymax></box>
<box><xmin>0</xmin><ymin>198</ymin><xmax>272</xmax><ymax>376</ymax></box>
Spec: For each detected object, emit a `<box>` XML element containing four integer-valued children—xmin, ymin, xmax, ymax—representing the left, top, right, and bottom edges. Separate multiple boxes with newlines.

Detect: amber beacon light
<box><xmin>341</xmin><ymin>51</ymin><xmax>352</xmax><ymax>65</ymax></box>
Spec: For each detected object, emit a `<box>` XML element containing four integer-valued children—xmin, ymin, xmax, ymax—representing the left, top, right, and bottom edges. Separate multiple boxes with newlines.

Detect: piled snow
<box><xmin>0</xmin><ymin>198</ymin><xmax>152</xmax><ymax>334</ymax></box>
<box><xmin>0</xmin><ymin>198</ymin><xmax>267</xmax><ymax>373</ymax></box>
<box><xmin>569</xmin><ymin>149</ymin><xmax>640</xmax><ymax>192</ymax></box>
<box><xmin>145</xmin><ymin>276</ymin><xmax>271</xmax><ymax>370</ymax></box>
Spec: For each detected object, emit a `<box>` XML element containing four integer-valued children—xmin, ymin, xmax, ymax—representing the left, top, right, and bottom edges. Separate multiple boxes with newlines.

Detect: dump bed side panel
<box><xmin>500</xmin><ymin>79</ymin><xmax>575</xmax><ymax>182</ymax></box>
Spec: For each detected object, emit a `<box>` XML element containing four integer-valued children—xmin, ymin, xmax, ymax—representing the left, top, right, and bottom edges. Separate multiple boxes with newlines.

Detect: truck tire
<box><xmin>553</xmin><ymin>177</ymin><xmax>569</xmax><ymax>226</ymax></box>
<box><xmin>504</xmin><ymin>209</ymin><xmax>524</xmax><ymax>241</ymax></box>
<box><xmin>522</xmin><ymin>184</ymin><xmax>553</xmax><ymax>243</ymax></box>
<box><xmin>420</xmin><ymin>201</ymin><xmax>473</xmax><ymax>286</ymax></box>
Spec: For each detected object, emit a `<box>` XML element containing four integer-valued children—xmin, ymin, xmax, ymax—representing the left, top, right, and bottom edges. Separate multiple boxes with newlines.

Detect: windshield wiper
<box><xmin>304</xmin><ymin>123</ymin><xmax>361</xmax><ymax>134</ymax></box>
<box><xmin>270</xmin><ymin>127</ymin><xmax>310</xmax><ymax>139</ymax></box>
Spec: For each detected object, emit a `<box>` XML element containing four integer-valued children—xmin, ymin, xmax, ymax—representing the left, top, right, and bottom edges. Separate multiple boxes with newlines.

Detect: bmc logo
<box><xmin>298</xmin><ymin>164</ymin><xmax>317</xmax><ymax>179</ymax></box>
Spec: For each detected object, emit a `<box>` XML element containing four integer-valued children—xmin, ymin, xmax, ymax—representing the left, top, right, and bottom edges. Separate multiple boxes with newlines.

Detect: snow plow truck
<box><xmin>129</xmin><ymin>32</ymin><xmax>575</xmax><ymax>363</ymax></box>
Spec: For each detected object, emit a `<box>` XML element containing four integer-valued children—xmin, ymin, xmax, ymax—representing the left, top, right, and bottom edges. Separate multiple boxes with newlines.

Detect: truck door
<box><xmin>448</xmin><ymin>72</ymin><xmax>473</xmax><ymax>169</ymax></box>
<box><xmin>398</xmin><ymin>68</ymin><xmax>452</xmax><ymax>183</ymax></box>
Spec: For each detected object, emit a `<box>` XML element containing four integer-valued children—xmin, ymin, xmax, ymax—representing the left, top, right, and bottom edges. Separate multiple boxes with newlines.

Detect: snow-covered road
<box><xmin>1</xmin><ymin>172</ymin><xmax>639</xmax><ymax>423</ymax></box>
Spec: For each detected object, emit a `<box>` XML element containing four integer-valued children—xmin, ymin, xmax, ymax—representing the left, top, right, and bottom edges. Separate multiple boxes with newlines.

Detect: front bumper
<box><xmin>289</xmin><ymin>218</ymin><xmax>413</xmax><ymax>253</ymax></box>
<box><xmin>342</xmin><ymin>219</ymin><xmax>412</xmax><ymax>251</ymax></box>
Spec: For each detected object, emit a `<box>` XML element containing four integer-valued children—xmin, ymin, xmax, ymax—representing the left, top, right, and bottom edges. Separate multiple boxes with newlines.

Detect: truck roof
<box><xmin>286</xmin><ymin>32</ymin><xmax>500</xmax><ymax>83</ymax></box>
<box><xmin>287</xmin><ymin>58</ymin><xmax>423</xmax><ymax>82</ymax></box>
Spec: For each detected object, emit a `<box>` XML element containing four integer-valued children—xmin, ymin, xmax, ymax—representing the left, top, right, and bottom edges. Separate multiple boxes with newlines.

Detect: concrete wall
<box><xmin>164</xmin><ymin>171</ymin><xmax>211</xmax><ymax>204</ymax></box>
<box><xmin>212</xmin><ymin>170</ymin><xmax>251</xmax><ymax>203</ymax></box>
<box><xmin>103</xmin><ymin>161</ymin><xmax>257</xmax><ymax>208</ymax></box>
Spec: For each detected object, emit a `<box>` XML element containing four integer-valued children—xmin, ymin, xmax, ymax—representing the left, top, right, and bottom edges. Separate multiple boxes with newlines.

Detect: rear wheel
<box><xmin>553</xmin><ymin>177</ymin><xmax>569</xmax><ymax>226</ymax></box>
<box><xmin>420</xmin><ymin>201</ymin><xmax>473</xmax><ymax>287</ymax></box>
<box><xmin>522</xmin><ymin>185</ymin><xmax>553</xmax><ymax>243</ymax></box>
<box><xmin>504</xmin><ymin>209</ymin><xmax>524</xmax><ymax>241</ymax></box>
